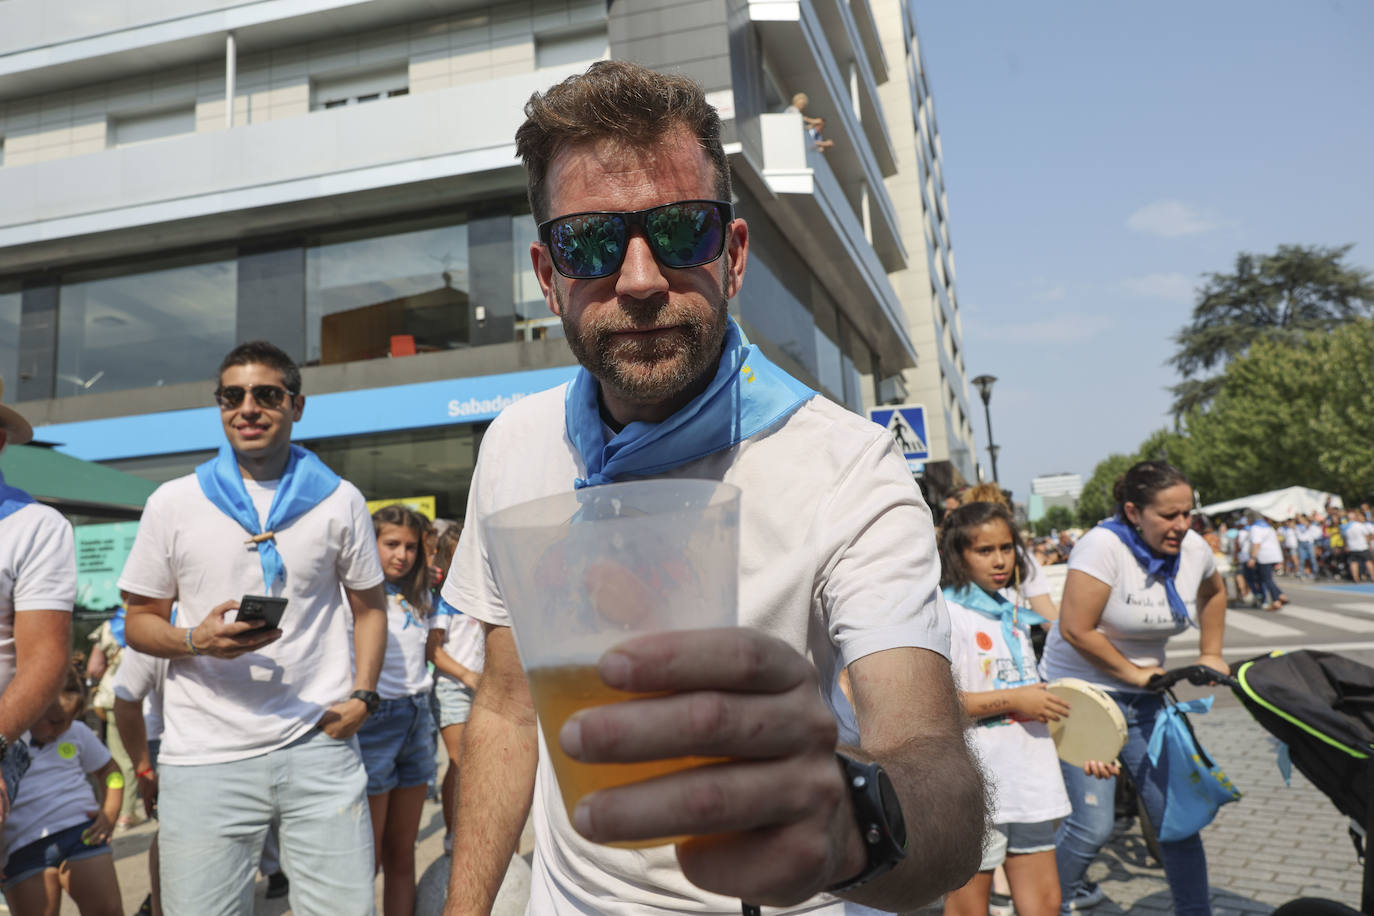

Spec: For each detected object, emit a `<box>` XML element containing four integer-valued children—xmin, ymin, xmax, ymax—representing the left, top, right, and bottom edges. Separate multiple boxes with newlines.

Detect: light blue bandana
<box><xmin>0</xmin><ymin>470</ymin><xmax>35</xmax><ymax>523</ymax></box>
<box><xmin>943</xmin><ymin>583</ymin><xmax>1047</xmax><ymax>679</ymax></box>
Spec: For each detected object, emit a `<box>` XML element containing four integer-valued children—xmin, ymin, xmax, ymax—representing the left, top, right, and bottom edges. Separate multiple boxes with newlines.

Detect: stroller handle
<box><xmin>1146</xmin><ymin>664</ymin><xmax>1240</xmax><ymax>692</ymax></box>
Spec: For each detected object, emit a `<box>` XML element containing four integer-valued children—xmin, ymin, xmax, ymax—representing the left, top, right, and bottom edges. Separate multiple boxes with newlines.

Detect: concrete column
<box><xmin>226</xmin><ymin>32</ymin><xmax>237</xmax><ymax>129</ymax></box>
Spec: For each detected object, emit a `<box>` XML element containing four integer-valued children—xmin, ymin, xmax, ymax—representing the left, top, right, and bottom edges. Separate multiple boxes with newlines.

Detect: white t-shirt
<box><xmin>0</xmin><ymin>504</ymin><xmax>76</xmax><ymax>696</ymax></box>
<box><xmin>1346</xmin><ymin>521</ymin><xmax>1373</xmax><ymax>552</ymax></box>
<box><xmin>112</xmin><ymin>645</ymin><xmax>169</xmax><ymax>742</ymax></box>
<box><xmin>1234</xmin><ymin>528</ymin><xmax>1252</xmax><ymax>563</ymax></box>
<box><xmin>375</xmin><ymin>589</ymin><xmax>433</xmax><ymax>699</ymax></box>
<box><xmin>5</xmin><ymin>720</ymin><xmax>109</xmax><ymax>853</ymax></box>
<box><xmin>946</xmin><ymin>595</ymin><xmax>1070</xmax><ymax>825</ymax></box>
<box><xmin>117</xmin><ymin>473</ymin><xmax>384</xmax><ymax>765</ymax></box>
<box><xmin>1000</xmin><ymin>548</ymin><xmax>1048</xmax><ymax>604</ymax></box>
<box><xmin>1249</xmin><ymin>524</ymin><xmax>1283</xmax><ymax>564</ymax></box>
<box><xmin>1041</xmin><ymin>527</ymin><xmax>1216</xmax><ymax>693</ymax></box>
<box><xmin>1298</xmin><ymin>524</ymin><xmax>1320</xmax><ymax>544</ymax></box>
<box><xmin>1280</xmin><ymin>526</ymin><xmax>1298</xmax><ymax>550</ymax></box>
<box><xmin>432</xmin><ymin>609</ymin><xmax>485</xmax><ymax>681</ymax></box>
<box><xmin>441</xmin><ymin>386</ymin><xmax>949</xmax><ymax>916</ymax></box>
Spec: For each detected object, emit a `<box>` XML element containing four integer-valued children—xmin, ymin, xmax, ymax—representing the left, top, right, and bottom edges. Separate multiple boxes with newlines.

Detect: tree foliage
<box><xmin>1169</xmin><ymin>244</ymin><xmax>1374</xmax><ymax>416</ymax></box>
<box><xmin>1076</xmin><ymin>453</ymin><xmax>1136</xmax><ymax>527</ymax></box>
<box><xmin>1183</xmin><ymin>318</ymin><xmax>1374</xmax><ymax>502</ymax></box>
<box><xmin>1032</xmin><ymin>505</ymin><xmax>1075</xmax><ymax>537</ymax></box>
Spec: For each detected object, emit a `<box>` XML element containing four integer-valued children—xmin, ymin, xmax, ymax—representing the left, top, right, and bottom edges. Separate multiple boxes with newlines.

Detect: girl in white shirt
<box><xmin>938</xmin><ymin>503</ymin><xmax>1114</xmax><ymax>916</ymax></box>
<box><xmin>358</xmin><ymin>506</ymin><xmax>438</xmax><ymax>916</ymax></box>
<box><xmin>1</xmin><ymin>666</ymin><xmax>123</xmax><ymax>916</ymax></box>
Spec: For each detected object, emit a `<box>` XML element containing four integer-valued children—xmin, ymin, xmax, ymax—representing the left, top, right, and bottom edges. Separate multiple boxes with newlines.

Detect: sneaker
<box><xmin>1065</xmin><ymin>881</ymin><xmax>1104</xmax><ymax>911</ymax></box>
<box><xmin>266</xmin><ymin>871</ymin><xmax>290</xmax><ymax>899</ymax></box>
<box><xmin>989</xmin><ymin>890</ymin><xmax>1015</xmax><ymax>916</ymax></box>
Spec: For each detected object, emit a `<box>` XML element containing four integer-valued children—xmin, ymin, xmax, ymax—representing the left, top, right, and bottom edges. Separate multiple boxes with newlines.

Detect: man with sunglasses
<box><xmin>121</xmin><ymin>340</ymin><xmax>387</xmax><ymax>915</ymax></box>
<box><xmin>0</xmin><ymin>381</ymin><xmax>76</xmax><ymax>827</ymax></box>
<box><xmin>442</xmin><ymin>62</ymin><xmax>983</xmax><ymax>916</ymax></box>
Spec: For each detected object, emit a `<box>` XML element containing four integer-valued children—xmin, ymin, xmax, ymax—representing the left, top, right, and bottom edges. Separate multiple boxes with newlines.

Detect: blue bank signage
<box><xmin>38</xmin><ymin>366</ymin><xmax>581</xmax><ymax>462</ymax></box>
<box><xmin>868</xmin><ymin>404</ymin><xmax>930</xmax><ymax>464</ymax></box>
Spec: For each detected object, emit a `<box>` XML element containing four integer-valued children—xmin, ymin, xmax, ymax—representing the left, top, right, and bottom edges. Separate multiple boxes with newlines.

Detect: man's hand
<box><xmin>318</xmin><ymin>698</ymin><xmax>369</xmax><ymax>740</ymax></box>
<box><xmin>191</xmin><ymin>600</ymin><xmax>281</xmax><ymax>658</ymax></box>
<box><xmin>558</xmin><ymin>628</ymin><xmax>862</xmax><ymax>907</ymax></box>
<box><xmin>1011</xmin><ymin>684</ymin><xmax>1071</xmax><ymax>722</ymax></box>
<box><xmin>137</xmin><ymin>769</ymin><xmax>158</xmax><ymax>818</ymax></box>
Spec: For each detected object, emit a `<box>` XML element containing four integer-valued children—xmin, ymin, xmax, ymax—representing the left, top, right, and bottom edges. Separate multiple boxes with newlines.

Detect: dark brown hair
<box><xmin>1113</xmin><ymin>460</ymin><xmax>1190</xmax><ymax>521</ymax></box>
<box><xmin>515</xmin><ymin>60</ymin><xmax>731</xmax><ymax>223</ymax></box>
<box><xmin>372</xmin><ymin>505</ymin><xmax>433</xmax><ymax>615</ymax></box>
<box><xmin>58</xmin><ymin>662</ymin><xmax>87</xmax><ymax>720</ymax></box>
<box><xmin>435</xmin><ymin>522</ymin><xmax>462</xmax><ymax>576</ymax></box>
<box><xmin>938</xmin><ymin>502</ymin><xmax>1028</xmax><ymax>591</ymax></box>
<box><xmin>218</xmin><ymin>340</ymin><xmax>301</xmax><ymax>395</ymax></box>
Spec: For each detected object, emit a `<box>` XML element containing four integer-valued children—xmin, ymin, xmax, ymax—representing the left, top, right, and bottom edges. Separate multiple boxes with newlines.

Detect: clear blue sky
<box><xmin>910</xmin><ymin>0</ymin><xmax>1374</xmax><ymax>504</ymax></box>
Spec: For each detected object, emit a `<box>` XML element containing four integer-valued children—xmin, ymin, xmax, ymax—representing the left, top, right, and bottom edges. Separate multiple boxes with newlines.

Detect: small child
<box><xmin>938</xmin><ymin>503</ymin><xmax>1115</xmax><ymax>916</ymax></box>
<box><xmin>2</xmin><ymin>665</ymin><xmax>123</xmax><ymax>916</ymax></box>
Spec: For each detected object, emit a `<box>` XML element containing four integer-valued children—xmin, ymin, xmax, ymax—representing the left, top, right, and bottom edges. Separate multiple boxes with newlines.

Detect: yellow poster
<box><xmin>366</xmin><ymin>496</ymin><xmax>436</xmax><ymax>520</ymax></box>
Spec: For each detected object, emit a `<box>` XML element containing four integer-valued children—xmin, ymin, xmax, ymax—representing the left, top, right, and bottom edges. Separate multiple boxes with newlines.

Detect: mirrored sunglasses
<box><xmin>214</xmin><ymin>384</ymin><xmax>294</xmax><ymax>410</ymax></box>
<box><xmin>538</xmin><ymin>199</ymin><xmax>733</xmax><ymax>280</ymax></box>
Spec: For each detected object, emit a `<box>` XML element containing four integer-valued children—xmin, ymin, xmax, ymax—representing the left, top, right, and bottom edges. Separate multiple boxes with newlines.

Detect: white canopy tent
<box><xmin>1198</xmin><ymin>486</ymin><xmax>1343</xmax><ymax>520</ymax></box>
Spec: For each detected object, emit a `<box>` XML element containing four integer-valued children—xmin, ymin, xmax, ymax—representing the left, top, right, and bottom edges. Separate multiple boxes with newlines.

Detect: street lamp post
<box><xmin>971</xmin><ymin>374</ymin><xmax>999</xmax><ymax>484</ymax></box>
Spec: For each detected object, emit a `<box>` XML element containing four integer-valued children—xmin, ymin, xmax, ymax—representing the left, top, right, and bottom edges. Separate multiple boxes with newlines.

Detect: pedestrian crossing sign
<box><xmin>868</xmin><ymin>404</ymin><xmax>929</xmax><ymax>462</ymax></box>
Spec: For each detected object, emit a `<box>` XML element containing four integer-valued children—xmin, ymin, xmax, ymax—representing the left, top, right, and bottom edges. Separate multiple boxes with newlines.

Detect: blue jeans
<box><xmin>356</xmin><ymin>692</ymin><xmax>437</xmax><ymax>796</ymax></box>
<box><xmin>1056</xmin><ymin>691</ymin><xmax>1211</xmax><ymax>915</ymax></box>
<box><xmin>1297</xmin><ymin>542</ymin><xmax>1315</xmax><ymax>574</ymax></box>
<box><xmin>1254</xmin><ymin>562</ymin><xmax>1282</xmax><ymax>604</ymax></box>
<box><xmin>158</xmin><ymin>728</ymin><xmax>375</xmax><ymax>916</ymax></box>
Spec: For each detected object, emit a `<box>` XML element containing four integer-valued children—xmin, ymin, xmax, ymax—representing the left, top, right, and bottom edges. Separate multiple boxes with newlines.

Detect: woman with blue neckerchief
<box><xmin>357</xmin><ymin>505</ymin><xmax>437</xmax><ymax>916</ymax></box>
<box><xmin>1041</xmin><ymin>461</ymin><xmax>1228</xmax><ymax>916</ymax></box>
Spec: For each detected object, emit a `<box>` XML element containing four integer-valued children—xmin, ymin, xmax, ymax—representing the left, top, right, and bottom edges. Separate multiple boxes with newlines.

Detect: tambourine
<box><xmin>1046</xmin><ymin>678</ymin><xmax>1128</xmax><ymax>767</ymax></box>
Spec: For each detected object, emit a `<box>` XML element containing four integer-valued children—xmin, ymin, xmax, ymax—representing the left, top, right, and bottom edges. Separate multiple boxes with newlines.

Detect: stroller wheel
<box><xmin>1271</xmin><ymin>897</ymin><xmax>1362</xmax><ymax>916</ymax></box>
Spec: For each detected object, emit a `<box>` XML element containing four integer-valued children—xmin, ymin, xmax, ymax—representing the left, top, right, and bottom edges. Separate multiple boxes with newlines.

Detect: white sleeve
<box><xmin>12</xmin><ymin>506</ymin><xmax>76</xmax><ymax>612</ymax></box>
<box><xmin>442</xmin><ymin>449</ymin><xmax>510</xmax><ymax>629</ymax></box>
<box><xmin>335</xmin><ymin>485</ymin><xmax>385</xmax><ymax>591</ymax></box>
<box><xmin>112</xmin><ymin>647</ymin><xmax>161</xmax><ymax>702</ymax></box>
<box><xmin>820</xmin><ymin>432</ymin><xmax>950</xmax><ymax>665</ymax></box>
<box><xmin>1018</xmin><ymin>550</ymin><xmax>1049</xmax><ymax>598</ymax></box>
<box><xmin>74</xmin><ymin>721</ymin><xmax>113</xmax><ymax>774</ymax></box>
<box><xmin>117</xmin><ymin>487</ymin><xmax>178</xmax><ymax>600</ymax></box>
<box><xmin>1066</xmin><ymin>528</ymin><xmax>1121</xmax><ymax>588</ymax></box>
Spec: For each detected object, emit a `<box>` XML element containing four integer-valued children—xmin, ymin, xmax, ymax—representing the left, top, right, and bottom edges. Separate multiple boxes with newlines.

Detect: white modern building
<box><xmin>1029</xmin><ymin>472</ymin><xmax>1084</xmax><ymax>522</ymax></box>
<box><xmin>1</xmin><ymin>0</ymin><xmax>978</xmax><ymax>522</ymax></box>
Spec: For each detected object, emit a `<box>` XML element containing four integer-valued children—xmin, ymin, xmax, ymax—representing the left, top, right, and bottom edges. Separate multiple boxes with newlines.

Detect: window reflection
<box><xmin>511</xmin><ymin>214</ymin><xmax>564</xmax><ymax>341</ymax></box>
<box><xmin>56</xmin><ymin>255</ymin><xmax>237</xmax><ymax>397</ymax></box>
<box><xmin>302</xmin><ymin>425</ymin><xmax>480</xmax><ymax>521</ymax></box>
<box><xmin>306</xmin><ymin>217</ymin><xmax>470</xmax><ymax>365</ymax></box>
<box><xmin>0</xmin><ymin>286</ymin><xmax>18</xmax><ymax>392</ymax></box>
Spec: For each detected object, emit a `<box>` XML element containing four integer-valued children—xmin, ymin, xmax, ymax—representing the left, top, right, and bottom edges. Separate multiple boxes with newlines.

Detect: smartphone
<box><xmin>237</xmin><ymin>595</ymin><xmax>288</xmax><ymax>630</ymax></box>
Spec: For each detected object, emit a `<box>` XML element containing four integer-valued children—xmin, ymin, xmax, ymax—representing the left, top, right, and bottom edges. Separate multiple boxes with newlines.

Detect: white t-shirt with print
<box><xmin>118</xmin><ymin>473</ymin><xmax>384</xmax><ymax>765</ymax></box>
<box><xmin>375</xmin><ymin>589</ymin><xmax>433</xmax><ymax>699</ymax></box>
<box><xmin>0</xmin><ymin>504</ymin><xmax>76</xmax><ymax>696</ymax></box>
<box><xmin>1041</xmin><ymin>527</ymin><xmax>1216</xmax><ymax>693</ymax></box>
<box><xmin>946</xmin><ymin>595</ymin><xmax>1070</xmax><ymax>825</ymax></box>
<box><xmin>4</xmin><ymin>720</ymin><xmax>109</xmax><ymax>853</ymax></box>
<box><xmin>112</xmin><ymin>646</ymin><xmax>169</xmax><ymax>742</ymax></box>
<box><xmin>441</xmin><ymin>385</ymin><xmax>949</xmax><ymax>916</ymax></box>
<box><xmin>432</xmin><ymin>609</ymin><xmax>485</xmax><ymax>682</ymax></box>
<box><xmin>1249</xmin><ymin>524</ymin><xmax>1283</xmax><ymax>564</ymax></box>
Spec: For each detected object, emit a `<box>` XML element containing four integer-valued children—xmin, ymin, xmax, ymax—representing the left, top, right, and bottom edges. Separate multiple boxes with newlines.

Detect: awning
<box><xmin>1198</xmin><ymin>486</ymin><xmax>1343</xmax><ymax>520</ymax></box>
<box><xmin>0</xmin><ymin>444</ymin><xmax>156</xmax><ymax>517</ymax></box>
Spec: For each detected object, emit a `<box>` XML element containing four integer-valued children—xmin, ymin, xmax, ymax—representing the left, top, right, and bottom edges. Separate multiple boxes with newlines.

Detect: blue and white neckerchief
<box><xmin>564</xmin><ymin>319</ymin><xmax>814</xmax><ymax>488</ymax></box>
<box><xmin>0</xmin><ymin>469</ymin><xmax>35</xmax><ymax>524</ymax></box>
<box><xmin>943</xmin><ymin>583</ymin><xmax>1047</xmax><ymax>680</ymax></box>
<box><xmin>385</xmin><ymin>582</ymin><xmax>426</xmax><ymax>630</ymax></box>
<box><xmin>1099</xmin><ymin>517</ymin><xmax>1191</xmax><ymax>627</ymax></box>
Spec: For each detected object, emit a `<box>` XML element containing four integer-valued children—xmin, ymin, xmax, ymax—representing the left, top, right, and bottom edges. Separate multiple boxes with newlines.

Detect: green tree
<box><xmin>1033</xmin><ymin>505</ymin><xmax>1076</xmax><ymax>537</ymax></box>
<box><xmin>1169</xmin><ymin>244</ymin><xmax>1374</xmax><ymax>417</ymax></box>
<box><xmin>1076</xmin><ymin>453</ymin><xmax>1136</xmax><ymax>527</ymax></box>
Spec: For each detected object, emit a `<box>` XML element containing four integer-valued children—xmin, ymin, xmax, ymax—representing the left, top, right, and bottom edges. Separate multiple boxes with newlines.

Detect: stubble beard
<box><xmin>557</xmin><ymin>280</ymin><xmax>731</xmax><ymax>406</ymax></box>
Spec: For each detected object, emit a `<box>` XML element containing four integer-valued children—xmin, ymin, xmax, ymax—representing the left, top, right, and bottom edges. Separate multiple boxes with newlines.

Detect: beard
<box><xmin>557</xmin><ymin>278</ymin><xmax>730</xmax><ymax>406</ymax></box>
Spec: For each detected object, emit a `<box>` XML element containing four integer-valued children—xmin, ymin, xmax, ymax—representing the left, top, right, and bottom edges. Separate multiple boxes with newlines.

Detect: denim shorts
<box><xmin>2</xmin><ymin>819</ymin><xmax>110</xmax><ymax>889</ymax></box>
<box><xmin>356</xmin><ymin>692</ymin><xmax>437</xmax><ymax>795</ymax></box>
<box><xmin>433</xmin><ymin>677</ymin><xmax>475</xmax><ymax>730</ymax></box>
<box><xmin>979</xmin><ymin>819</ymin><xmax>1059</xmax><ymax>871</ymax></box>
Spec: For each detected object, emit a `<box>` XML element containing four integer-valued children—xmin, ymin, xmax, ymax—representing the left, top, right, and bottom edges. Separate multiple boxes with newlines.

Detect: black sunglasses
<box><xmin>538</xmin><ymin>199</ymin><xmax>733</xmax><ymax>280</ymax></box>
<box><xmin>214</xmin><ymin>384</ymin><xmax>296</xmax><ymax>410</ymax></box>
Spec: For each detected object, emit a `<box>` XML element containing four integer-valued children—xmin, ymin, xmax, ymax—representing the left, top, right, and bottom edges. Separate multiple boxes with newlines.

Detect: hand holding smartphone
<box><xmin>236</xmin><ymin>595</ymin><xmax>288</xmax><ymax>630</ymax></box>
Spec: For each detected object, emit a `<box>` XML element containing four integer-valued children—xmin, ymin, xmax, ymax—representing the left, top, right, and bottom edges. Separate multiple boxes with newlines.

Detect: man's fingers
<box><xmin>564</xmin><ymin>689</ymin><xmax>835</xmax><ymax>763</ymax></box>
<box><xmin>573</xmin><ymin>754</ymin><xmax>838</xmax><ymax>847</ymax></box>
<box><xmin>676</xmin><ymin>821</ymin><xmax>839</xmax><ymax>906</ymax></box>
<box><xmin>601</xmin><ymin>629</ymin><xmax>814</xmax><ymax>694</ymax></box>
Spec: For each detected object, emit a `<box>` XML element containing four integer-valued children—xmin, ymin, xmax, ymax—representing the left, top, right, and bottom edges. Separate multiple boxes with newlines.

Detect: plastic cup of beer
<box><xmin>483</xmin><ymin>478</ymin><xmax>740</xmax><ymax>848</ymax></box>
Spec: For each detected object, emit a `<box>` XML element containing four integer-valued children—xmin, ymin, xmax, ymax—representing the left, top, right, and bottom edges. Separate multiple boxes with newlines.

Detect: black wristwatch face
<box><xmin>876</xmin><ymin>767</ymin><xmax>907</xmax><ymax>849</ymax></box>
<box><xmin>351</xmin><ymin>690</ymin><xmax>380</xmax><ymax>714</ymax></box>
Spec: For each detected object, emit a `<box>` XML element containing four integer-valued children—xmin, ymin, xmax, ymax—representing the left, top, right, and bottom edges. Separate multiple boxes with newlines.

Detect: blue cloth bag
<box><xmin>1146</xmin><ymin>694</ymin><xmax>1241</xmax><ymax>842</ymax></box>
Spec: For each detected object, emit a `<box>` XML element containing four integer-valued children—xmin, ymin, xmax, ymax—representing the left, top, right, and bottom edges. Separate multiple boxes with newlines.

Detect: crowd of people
<box><xmin>0</xmin><ymin>59</ymin><xmax>1345</xmax><ymax>916</ymax></box>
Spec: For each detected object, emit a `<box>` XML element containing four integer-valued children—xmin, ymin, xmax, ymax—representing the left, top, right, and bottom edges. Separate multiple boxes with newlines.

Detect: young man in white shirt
<box><xmin>0</xmin><ymin>383</ymin><xmax>76</xmax><ymax>824</ymax></box>
<box><xmin>441</xmin><ymin>61</ymin><xmax>983</xmax><ymax>916</ymax></box>
<box><xmin>121</xmin><ymin>341</ymin><xmax>388</xmax><ymax>916</ymax></box>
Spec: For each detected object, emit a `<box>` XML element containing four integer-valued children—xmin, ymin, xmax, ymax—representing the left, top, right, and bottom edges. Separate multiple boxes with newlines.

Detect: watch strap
<box><xmin>350</xmin><ymin>689</ymin><xmax>381</xmax><ymax>715</ymax></box>
<box><xmin>825</xmin><ymin>752</ymin><xmax>907</xmax><ymax>893</ymax></box>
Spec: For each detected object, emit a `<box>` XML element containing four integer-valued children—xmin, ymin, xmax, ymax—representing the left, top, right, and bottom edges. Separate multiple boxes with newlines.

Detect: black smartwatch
<box><xmin>0</xmin><ymin>733</ymin><xmax>8</xmax><ymax>762</ymax></box>
<box><xmin>826</xmin><ymin>752</ymin><xmax>908</xmax><ymax>893</ymax></box>
<box><xmin>349</xmin><ymin>690</ymin><xmax>381</xmax><ymax>716</ymax></box>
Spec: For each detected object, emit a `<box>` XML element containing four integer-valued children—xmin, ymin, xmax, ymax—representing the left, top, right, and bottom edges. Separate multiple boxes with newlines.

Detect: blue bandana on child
<box><xmin>1099</xmin><ymin>517</ymin><xmax>1192</xmax><ymax>626</ymax></box>
<box><xmin>195</xmin><ymin>443</ymin><xmax>341</xmax><ymax>591</ymax></box>
<box><xmin>564</xmin><ymin>319</ymin><xmax>814</xmax><ymax>489</ymax></box>
<box><xmin>943</xmin><ymin>583</ymin><xmax>1046</xmax><ymax>679</ymax></box>
<box><xmin>0</xmin><ymin>470</ymin><xmax>35</xmax><ymax>523</ymax></box>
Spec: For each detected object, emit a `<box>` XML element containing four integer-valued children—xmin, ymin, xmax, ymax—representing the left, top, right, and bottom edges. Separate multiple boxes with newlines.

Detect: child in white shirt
<box><xmin>2</xmin><ymin>665</ymin><xmax>123</xmax><ymax>916</ymax></box>
<box><xmin>938</xmin><ymin>503</ymin><xmax>1115</xmax><ymax>916</ymax></box>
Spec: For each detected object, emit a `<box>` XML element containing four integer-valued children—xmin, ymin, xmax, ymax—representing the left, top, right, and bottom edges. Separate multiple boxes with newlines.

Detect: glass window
<box><xmin>511</xmin><ymin>214</ymin><xmax>563</xmax><ymax>341</ymax></box>
<box><xmin>738</xmin><ymin>252</ymin><xmax>817</xmax><ymax>376</ymax></box>
<box><xmin>303</xmin><ymin>424</ymin><xmax>481</xmax><ymax>521</ymax></box>
<box><xmin>312</xmin><ymin>66</ymin><xmax>409</xmax><ymax>110</ymax></box>
<box><xmin>0</xmin><ymin>285</ymin><xmax>18</xmax><ymax>392</ymax></box>
<box><xmin>56</xmin><ymin>253</ymin><xmax>237</xmax><ymax>397</ymax></box>
<box><xmin>535</xmin><ymin>27</ymin><xmax>609</xmax><ymax>69</ymax></box>
<box><xmin>306</xmin><ymin>216</ymin><xmax>470</xmax><ymax>365</ymax></box>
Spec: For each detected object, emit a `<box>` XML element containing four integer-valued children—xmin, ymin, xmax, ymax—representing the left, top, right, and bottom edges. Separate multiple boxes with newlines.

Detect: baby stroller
<box><xmin>1230</xmin><ymin>650</ymin><xmax>1374</xmax><ymax>915</ymax></box>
